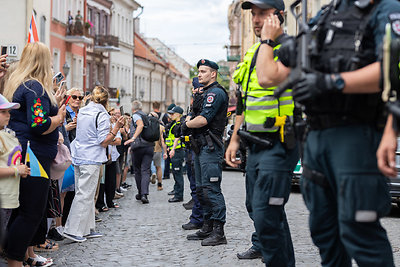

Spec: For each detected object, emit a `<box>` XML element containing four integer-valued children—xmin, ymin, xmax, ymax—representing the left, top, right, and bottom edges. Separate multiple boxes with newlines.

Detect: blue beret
<box><xmin>192</xmin><ymin>77</ymin><xmax>204</xmax><ymax>89</ymax></box>
<box><xmin>242</xmin><ymin>0</ymin><xmax>285</xmax><ymax>11</ymax></box>
<box><xmin>196</xmin><ymin>59</ymin><xmax>219</xmax><ymax>70</ymax></box>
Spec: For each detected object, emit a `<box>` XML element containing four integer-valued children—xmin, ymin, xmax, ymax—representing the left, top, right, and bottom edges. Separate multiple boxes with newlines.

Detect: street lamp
<box><xmin>62</xmin><ymin>62</ymin><xmax>70</xmax><ymax>78</ymax></box>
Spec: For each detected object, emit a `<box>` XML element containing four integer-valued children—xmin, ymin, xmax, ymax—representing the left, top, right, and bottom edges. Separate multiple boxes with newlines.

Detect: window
<box><xmin>95</xmin><ymin>12</ymin><xmax>100</xmax><ymax>35</ymax></box>
<box><xmin>40</xmin><ymin>16</ymin><xmax>46</xmax><ymax>43</ymax></box>
<box><xmin>52</xmin><ymin>49</ymin><xmax>60</xmax><ymax>73</ymax></box>
<box><xmin>86</xmin><ymin>62</ymin><xmax>91</xmax><ymax>89</ymax></box>
<box><xmin>104</xmin><ymin>15</ymin><xmax>108</xmax><ymax>35</ymax></box>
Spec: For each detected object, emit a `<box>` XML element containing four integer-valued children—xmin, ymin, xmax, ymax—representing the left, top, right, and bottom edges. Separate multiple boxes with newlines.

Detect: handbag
<box><xmin>50</xmin><ymin>140</ymin><xmax>72</xmax><ymax>180</ymax></box>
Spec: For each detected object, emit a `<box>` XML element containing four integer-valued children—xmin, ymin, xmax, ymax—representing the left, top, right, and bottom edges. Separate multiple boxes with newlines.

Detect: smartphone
<box><xmin>120</xmin><ymin>106</ymin><xmax>124</xmax><ymax>116</ymax></box>
<box><xmin>1</xmin><ymin>46</ymin><xmax>7</xmax><ymax>55</ymax></box>
<box><xmin>59</xmin><ymin>80</ymin><xmax>66</xmax><ymax>90</ymax></box>
<box><xmin>274</xmin><ymin>10</ymin><xmax>284</xmax><ymax>25</ymax></box>
<box><xmin>62</xmin><ymin>95</ymin><xmax>71</xmax><ymax>106</ymax></box>
<box><xmin>52</xmin><ymin>72</ymin><xmax>64</xmax><ymax>84</ymax></box>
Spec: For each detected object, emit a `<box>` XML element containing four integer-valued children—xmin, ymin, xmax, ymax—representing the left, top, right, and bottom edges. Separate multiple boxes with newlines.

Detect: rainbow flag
<box><xmin>26</xmin><ymin>141</ymin><xmax>48</xmax><ymax>179</ymax></box>
<box><xmin>28</xmin><ymin>11</ymin><xmax>39</xmax><ymax>43</ymax></box>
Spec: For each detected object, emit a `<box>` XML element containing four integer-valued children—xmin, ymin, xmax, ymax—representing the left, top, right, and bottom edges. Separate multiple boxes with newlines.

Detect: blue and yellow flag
<box><xmin>26</xmin><ymin>141</ymin><xmax>48</xmax><ymax>179</ymax></box>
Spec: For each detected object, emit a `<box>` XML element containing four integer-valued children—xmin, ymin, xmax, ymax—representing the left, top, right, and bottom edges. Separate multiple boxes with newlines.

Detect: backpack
<box><xmin>136</xmin><ymin>111</ymin><xmax>160</xmax><ymax>142</ymax></box>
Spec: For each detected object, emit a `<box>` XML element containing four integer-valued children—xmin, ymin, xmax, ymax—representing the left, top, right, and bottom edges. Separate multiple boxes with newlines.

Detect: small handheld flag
<box><xmin>25</xmin><ymin>141</ymin><xmax>48</xmax><ymax>179</ymax></box>
<box><xmin>28</xmin><ymin>11</ymin><xmax>39</xmax><ymax>43</ymax></box>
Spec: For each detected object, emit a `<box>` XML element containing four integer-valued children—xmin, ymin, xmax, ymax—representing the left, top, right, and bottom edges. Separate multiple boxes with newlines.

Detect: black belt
<box><xmin>307</xmin><ymin>114</ymin><xmax>373</xmax><ymax>130</ymax></box>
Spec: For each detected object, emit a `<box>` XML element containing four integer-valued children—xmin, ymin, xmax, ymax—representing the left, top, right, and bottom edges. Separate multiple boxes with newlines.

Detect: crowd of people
<box><xmin>2</xmin><ymin>0</ymin><xmax>400</xmax><ymax>265</ymax></box>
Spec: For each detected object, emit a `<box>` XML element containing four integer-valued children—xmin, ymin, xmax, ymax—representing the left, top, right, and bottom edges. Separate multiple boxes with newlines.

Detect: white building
<box><xmin>108</xmin><ymin>0</ymin><xmax>141</xmax><ymax>111</ymax></box>
<box><xmin>144</xmin><ymin>38</ymin><xmax>191</xmax><ymax>110</ymax></box>
<box><xmin>0</xmin><ymin>0</ymin><xmax>51</xmax><ymax>61</ymax></box>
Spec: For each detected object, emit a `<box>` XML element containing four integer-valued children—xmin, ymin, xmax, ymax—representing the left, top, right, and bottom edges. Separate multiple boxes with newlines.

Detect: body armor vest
<box><xmin>166</xmin><ymin>121</ymin><xmax>184</xmax><ymax>149</ymax></box>
<box><xmin>308</xmin><ymin>2</ymin><xmax>383</xmax><ymax>124</ymax></box>
<box><xmin>233</xmin><ymin>42</ymin><xmax>294</xmax><ymax>132</ymax></box>
<box><xmin>193</xmin><ymin>82</ymin><xmax>228</xmax><ymax>137</ymax></box>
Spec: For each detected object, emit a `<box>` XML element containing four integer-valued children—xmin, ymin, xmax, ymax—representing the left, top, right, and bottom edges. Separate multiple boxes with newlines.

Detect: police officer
<box><xmin>181</xmin><ymin>78</ymin><xmax>204</xmax><ymax>230</ymax></box>
<box><xmin>256</xmin><ymin>0</ymin><xmax>400</xmax><ymax>264</ymax></box>
<box><xmin>164</xmin><ymin>106</ymin><xmax>185</xmax><ymax>203</ymax></box>
<box><xmin>183</xmin><ymin>59</ymin><xmax>229</xmax><ymax>246</ymax></box>
<box><xmin>225</xmin><ymin>0</ymin><xmax>298</xmax><ymax>265</ymax></box>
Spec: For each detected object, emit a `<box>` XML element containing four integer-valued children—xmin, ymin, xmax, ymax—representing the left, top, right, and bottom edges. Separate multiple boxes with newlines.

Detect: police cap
<box><xmin>242</xmin><ymin>0</ymin><xmax>285</xmax><ymax>11</ymax></box>
<box><xmin>192</xmin><ymin>77</ymin><xmax>204</xmax><ymax>89</ymax></box>
<box><xmin>196</xmin><ymin>59</ymin><xmax>219</xmax><ymax>71</ymax></box>
<box><xmin>167</xmin><ymin>103</ymin><xmax>176</xmax><ymax>111</ymax></box>
<box><xmin>168</xmin><ymin>106</ymin><xmax>184</xmax><ymax>115</ymax></box>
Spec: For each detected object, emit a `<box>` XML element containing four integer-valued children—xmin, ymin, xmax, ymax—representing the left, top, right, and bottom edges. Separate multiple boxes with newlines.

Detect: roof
<box><xmin>134</xmin><ymin>33</ymin><xmax>167</xmax><ymax>67</ymax></box>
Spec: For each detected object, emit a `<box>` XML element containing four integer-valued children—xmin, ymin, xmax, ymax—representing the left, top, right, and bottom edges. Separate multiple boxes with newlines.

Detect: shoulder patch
<box><xmin>206</xmin><ymin>95</ymin><xmax>215</xmax><ymax>103</ymax></box>
<box><xmin>389</xmin><ymin>13</ymin><xmax>400</xmax><ymax>36</ymax></box>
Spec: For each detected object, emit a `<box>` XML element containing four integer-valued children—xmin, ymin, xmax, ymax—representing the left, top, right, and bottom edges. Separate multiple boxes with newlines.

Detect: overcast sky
<box><xmin>139</xmin><ymin>0</ymin><xmax>232</xmax><ymax>66</ymax></box>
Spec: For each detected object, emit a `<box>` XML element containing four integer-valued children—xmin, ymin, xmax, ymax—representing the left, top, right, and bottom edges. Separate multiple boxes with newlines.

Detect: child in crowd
<box><xmin>0</xmin><ymin>94</ymin><xmax>30</xmax><ymax>238</ymax></box>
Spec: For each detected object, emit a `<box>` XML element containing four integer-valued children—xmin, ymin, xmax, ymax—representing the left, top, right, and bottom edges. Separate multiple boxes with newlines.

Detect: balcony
<box><xmin>225</xmin><ymin>45</ymin><xmax>241</xmax><ymax>62</ymax></box>
<box><xmin>65</xmin><ymin>18</ymin><xmax>93</xmax><ymax>44</ymax></box>
<box><xmin>94</xmin><ymin>35</ymin><xmax>120</xmax><ymax>52</ymax></box>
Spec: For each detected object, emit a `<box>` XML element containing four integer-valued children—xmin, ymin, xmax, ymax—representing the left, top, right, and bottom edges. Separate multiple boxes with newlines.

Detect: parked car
<box><xmin>292</xmin><ymin>160</ymin><xmax>302</xmax><ymax>186</ymax></box>
<box><xmin>222</xmin><ymin>124</ymin><xmax>246</xmax><ymax>171</ymax></box>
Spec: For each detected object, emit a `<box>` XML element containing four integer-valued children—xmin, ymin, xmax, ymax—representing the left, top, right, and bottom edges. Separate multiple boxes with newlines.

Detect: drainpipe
<box><xmin>132</xmin><ymin>5</ymin><xmax>143</xmax><ymax>101</ymax></box>
<box><xmin>149</xmin><ymin>63</ymin><xmax>156</xmax><ymax>112</ymax></box>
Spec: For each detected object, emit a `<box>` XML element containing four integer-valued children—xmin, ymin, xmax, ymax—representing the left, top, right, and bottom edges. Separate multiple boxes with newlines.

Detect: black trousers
<box><xmin>96</xmin><ymin>162</ymin><xmax>117</xmax><ymax>208</ymax></box>
<box><xmin>132</xmin><ymin>146</ymin><xmax>153</xmax><ymax>195</ymax></box>
<box><xmin>5</xmin><ymin>155</ymin><xmax>52</xmax><ymax>261</ymax></box>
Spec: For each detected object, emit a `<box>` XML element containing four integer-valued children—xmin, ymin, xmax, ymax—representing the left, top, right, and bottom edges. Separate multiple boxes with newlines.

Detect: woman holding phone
<box><xmin>3</xmin><ymin>42</ymin><xmax>66</xmax><ymax>267</ymax></box>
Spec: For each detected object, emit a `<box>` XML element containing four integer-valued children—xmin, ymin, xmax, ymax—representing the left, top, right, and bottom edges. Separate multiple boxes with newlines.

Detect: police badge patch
<box><xmin>389</xmin><ymin>13</ymin><xmax>400</xmax><ymax>36</ymax></box>
<box><xmin>207</xmin><ymin>95</ymin><xmax>214</xmax><ymax>103</ymax></box>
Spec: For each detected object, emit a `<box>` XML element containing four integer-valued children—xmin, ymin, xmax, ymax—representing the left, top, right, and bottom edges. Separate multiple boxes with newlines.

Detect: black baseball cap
<box><xmin>242</xmin><ymin>0</ymin><xmax>285</xmax><ymax>11</ymax></box>
<box><xmin>168</xmin><ymin>106</ymin><xmax>184</xmax><ymax>115</ymax></box>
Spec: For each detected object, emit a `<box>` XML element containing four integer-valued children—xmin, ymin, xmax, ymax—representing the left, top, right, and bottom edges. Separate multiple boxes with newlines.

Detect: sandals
<box><xmin>98</xmin><ymin>206</ymin><xmax>109</xmax><ymax>212</ymax></box>
<box><xmin>25</xmin><ymin>256</ymin><xmax>53</xmax><ymax>266</ymax></box>
<box><xmin>109</xmin><ymin>203</ymin><xmax>120</xmax><ymax>208</ymax></box>
<box><xmin>33</xmin><ymin>240</ymin><xmax>59</xmax><ymax>252</ymax></box>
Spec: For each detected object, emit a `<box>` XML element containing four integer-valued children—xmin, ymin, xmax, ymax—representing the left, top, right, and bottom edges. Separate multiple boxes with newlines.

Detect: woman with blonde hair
<box><xmin>3</xmin><ymin>42</ymin><xmax>66</xmax><ymax>267</ymax></box>
<box><xmin>63</xmin><ymin>86</ymin><xmax>124</xmax><ymax>242</ymax></box>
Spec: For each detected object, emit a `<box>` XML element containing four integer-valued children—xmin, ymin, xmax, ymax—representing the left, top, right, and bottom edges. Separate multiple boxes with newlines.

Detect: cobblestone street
<box><xmin>40</xmin><ymin>171</ymin><xmax>400</xmax><ymax>266</ymax></box>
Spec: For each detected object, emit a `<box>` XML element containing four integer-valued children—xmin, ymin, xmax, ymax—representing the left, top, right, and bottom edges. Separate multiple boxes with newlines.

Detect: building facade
<box><xmin>108</xmin><ymin>0</ymin><xmax>141</xmax><ymax>111</ymax></box>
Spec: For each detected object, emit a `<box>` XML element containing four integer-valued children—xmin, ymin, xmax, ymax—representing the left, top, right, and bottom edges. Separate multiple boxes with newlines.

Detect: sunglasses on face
<box><xmin>71</xmin><ymin>95</ymin><xmax>84</xmax><ymax>100</ymax></box>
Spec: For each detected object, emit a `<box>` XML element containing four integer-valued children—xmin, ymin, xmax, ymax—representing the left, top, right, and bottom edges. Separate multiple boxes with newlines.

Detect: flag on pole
<box><xmin>28</xmin><ymin>11</ymin><xmax>39</xmax><ymax>43</ymax></box>
<box><xmin>25</xmin><ymin>141</ymin><xmax>48</xmax><ymax>179</ymax></box>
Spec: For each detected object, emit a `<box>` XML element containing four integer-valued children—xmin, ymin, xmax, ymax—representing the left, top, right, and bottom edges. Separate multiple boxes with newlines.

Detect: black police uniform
<box><xmin>186</xmin><ymin>60</ymin><xmax>229</xmax><ymax>246</ymax></box>
<box><xmin>289</xmin><ymin>0</ymin><xmax>400</xmax><ymax>265</ymax></box>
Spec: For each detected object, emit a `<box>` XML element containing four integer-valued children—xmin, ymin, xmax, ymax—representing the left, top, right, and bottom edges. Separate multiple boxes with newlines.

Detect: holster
<box><xmin>237</xmin><ymin>130</ymin><xmax>273</xmax><ymax>149</ymax></box>
<box><xmin>190</xmin><ymin>137</ymin><xmax>200</xmax><ymax>155</ymax></box>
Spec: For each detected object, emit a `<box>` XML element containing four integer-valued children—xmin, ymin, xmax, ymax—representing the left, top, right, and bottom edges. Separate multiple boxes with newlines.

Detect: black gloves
<box><xmin>180</xmin><ymin>121</ymin><xmax>190</xmax><ymax>137</ymax></box>
<box><xmin>293</xmin><ymin>71</ymin><xmax>344</xmax><ymax>103</ymax></box>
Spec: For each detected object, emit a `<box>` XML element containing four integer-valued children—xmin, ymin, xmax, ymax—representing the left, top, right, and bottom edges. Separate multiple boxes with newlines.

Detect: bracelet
<box><xmin>109</xmin><ymin>131</ymin><xmax>116</xmax><ymax>136</ymax></box>
<box><xmin>13</xmin><ymin>166</ymin><xmax>19</xmax><ymax>178</ymax></box>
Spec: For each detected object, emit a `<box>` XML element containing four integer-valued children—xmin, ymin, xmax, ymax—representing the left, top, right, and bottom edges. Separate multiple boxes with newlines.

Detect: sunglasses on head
<box><xmin>71</xmin><ymin>95</ymin><xmax>84</xmax><ymax>100</ymax></box>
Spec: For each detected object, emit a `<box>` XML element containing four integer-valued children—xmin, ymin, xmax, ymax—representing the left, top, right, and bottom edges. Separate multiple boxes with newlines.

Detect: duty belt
<box><xmin>307</xmin><ymin>114</ymin><xmax>373</xmax><ymax>130</ymax></box>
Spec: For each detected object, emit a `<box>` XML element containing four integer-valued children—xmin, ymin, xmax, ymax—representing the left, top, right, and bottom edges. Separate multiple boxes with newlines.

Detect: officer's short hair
<box><xmin>132</xmin><ymin>100</ymin><xmax>142</xmax><ymax>110</ymax></box>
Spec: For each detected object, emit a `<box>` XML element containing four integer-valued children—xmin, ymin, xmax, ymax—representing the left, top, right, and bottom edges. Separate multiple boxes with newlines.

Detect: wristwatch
<box><xmin>331</xmin><ymin>74</ymin><xmax>345</xmax><ymax>91</ymax></box>
<box><xmin>261</xmin><ymin>39</ymin><xmax>276</xmax><ymax>48</ymax></box>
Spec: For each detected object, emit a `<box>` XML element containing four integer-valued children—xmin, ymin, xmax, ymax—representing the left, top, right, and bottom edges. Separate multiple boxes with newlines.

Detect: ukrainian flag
<box><xmin>26</xmin><ymin>141</ymin><xmax>48</xmax><ymax>179</ymax></box>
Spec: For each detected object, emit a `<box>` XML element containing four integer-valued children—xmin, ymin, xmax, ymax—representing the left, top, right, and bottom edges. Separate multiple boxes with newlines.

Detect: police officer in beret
<box><xmin>256</xmin><ymin>0</ymin><xmax>400</xmax><ymax>264</ymax></box>
<box><xmin>226</xmin><ymin>0</ymin><xmax>298</xmax><ymax>265</ymax></box>
<box><xmin>183</xmin><ymin>59</ymin><xmax>229</xmax><ymax>246</ymax></box>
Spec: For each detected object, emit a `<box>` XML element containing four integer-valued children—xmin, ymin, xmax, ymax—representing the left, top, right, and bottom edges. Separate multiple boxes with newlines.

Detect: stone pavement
<box><xmin>26</xmin><ymin>171</ymin><xmax>400</xmax><ymax>266</ymax></box>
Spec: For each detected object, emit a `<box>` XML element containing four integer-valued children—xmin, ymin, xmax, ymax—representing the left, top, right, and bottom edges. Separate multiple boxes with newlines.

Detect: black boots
<box><xmin>201</xmin><ymin>221</ymin><xmax>227</xmax><ymax>246</ymax></box>
<box><xmin>187</xmin><ymin>220</ymin><xmax>213</xmax><ymax>240</ymax></box>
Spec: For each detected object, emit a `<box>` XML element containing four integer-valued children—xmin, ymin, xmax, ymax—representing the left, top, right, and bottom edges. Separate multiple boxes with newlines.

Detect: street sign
<box><xmin>8</xmin><ymin>45</ymin><xmax>17</xmax><ymax>57</ymax></box>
